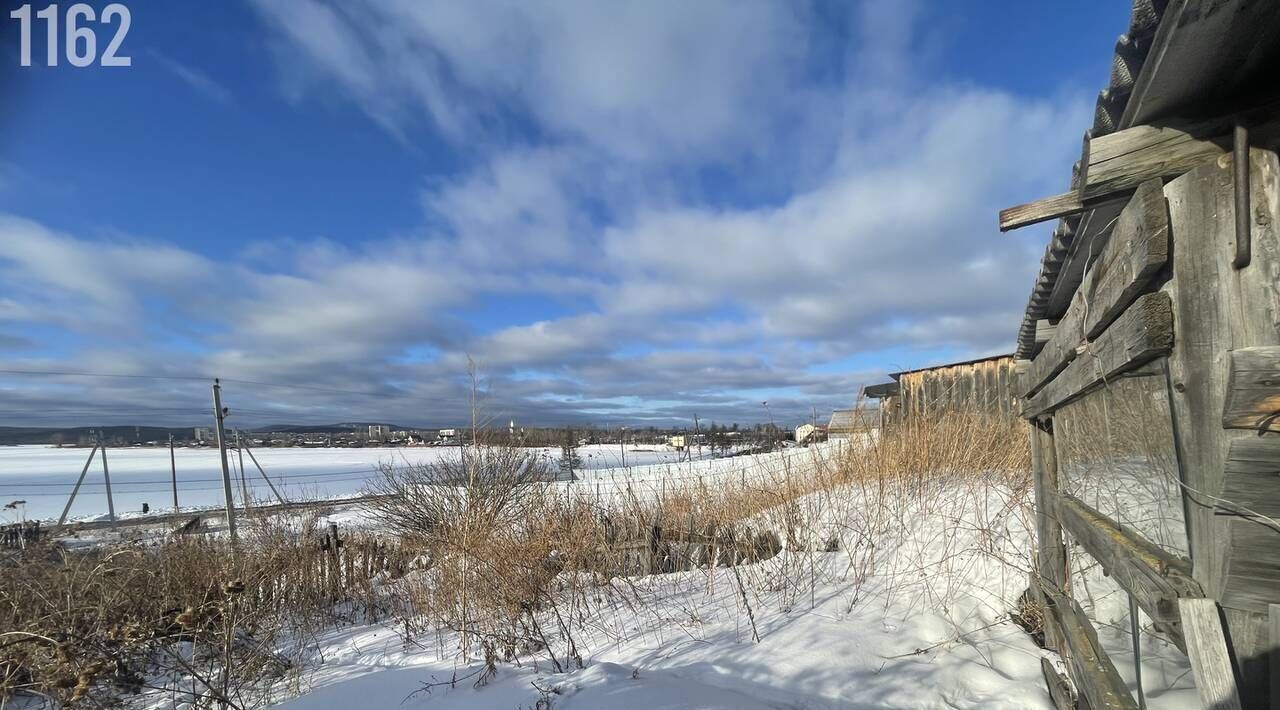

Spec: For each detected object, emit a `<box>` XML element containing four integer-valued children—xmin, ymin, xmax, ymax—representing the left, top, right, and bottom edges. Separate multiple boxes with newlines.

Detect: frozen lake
<box><xmin>0</xmin><ymin>443</ymin><xmax>710</xmax><ymax>523</ymax></box>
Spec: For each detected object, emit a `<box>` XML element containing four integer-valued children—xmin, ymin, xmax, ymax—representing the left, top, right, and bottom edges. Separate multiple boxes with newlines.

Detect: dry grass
<box><xmin>0</xmin><ymin>514</ymin><xmax>395</xmax><ymax>708</ymax></box>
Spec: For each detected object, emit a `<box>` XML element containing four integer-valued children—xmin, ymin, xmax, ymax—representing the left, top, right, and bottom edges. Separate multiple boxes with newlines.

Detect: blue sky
<box><xmin>0</xmin><ymin>1</ymin><xmax>1128</xmax><ymax>428</ymax></box>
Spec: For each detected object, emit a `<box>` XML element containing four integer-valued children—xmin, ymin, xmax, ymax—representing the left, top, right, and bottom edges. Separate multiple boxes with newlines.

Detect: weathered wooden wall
<box><xmin>1020</xmin><ymin>150</ymin><xmax>1280</xmax><ymax>708</ymax></box>
<box><xmin>887</xmin><ymin>356</ymin><xmax>1020</xmax><ymax>427</ymax></box>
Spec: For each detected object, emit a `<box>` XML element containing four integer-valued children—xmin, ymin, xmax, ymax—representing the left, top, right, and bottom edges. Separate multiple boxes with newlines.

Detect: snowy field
<box><xmin>262</xmin><ymin>474</ymin><xmax>1053</xmax><ymax>710</ymax></box>
<box><xmin>0</xmin><ymin>443</ymin><xmax>728</xmax><ymax>523</ymax></box>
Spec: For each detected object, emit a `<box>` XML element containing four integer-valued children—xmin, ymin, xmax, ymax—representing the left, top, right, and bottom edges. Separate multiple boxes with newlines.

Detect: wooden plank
<box><xmin>1000</xmin><ymin>190</ymin><xmax>1114</xmax><ymax>232</ymax></box>
<box><xmin>1221</xmin><ymin>437</ymin><xmax>1280</xmax><ymax>519</ymax></box>
<box><xmin>1270</xmin><ymin>604</ymin><xmax>1279</xmax><ymax>710</ymax></box>
<box><xmin>1041</xmin><ymin>582</ymin><xmax>1139</xmax><ymax>710</ymax></box>
<box><xmin>1024</xmin><ymin>291</ymin><xmax>1173</xmax><ymax>418</ymax></box>
<box><xmin>1166</xmin><ymin>150</ymin><xmax>1280</xmax><ymax>597</ymax></box>
<box><xmin>1002</xmin><ymin>107</ymin><xmax>1280</xmax><ymax>232</ymax></box>
<box><xmin>1086</xmin><ymin>115</ymin><xmax>1280</xmax><ymax>203</ymax></box>
<box><xmin>1040</xmin><ymin>657</ymin><xmax>1076</xmax><ymax>710</ymax></box>
<box><xmin>1220</xmin><ymin>519</ymin><xmax>1280</xmax><ymax>615</ymax></box>
<box><xmin>1054</xmin><ymin>492</ymin><xmax>1200</xmax><ymax>650</ymax></box>
<box><xmin>1035</xmin><ymin>319</ymin><xmax>1058</xmax><ymax>346</ymax></box>
<box><xmin>1223</xmin><ymin>346</ymin><xmax>1280</xmax><ymax>432</ymax></box>
<box><xmin>1022</xmin><ymin>180</ymin><xmax>1169</xmax><ymax>397</ymax></box>
<box><xmin>1166</xmin><ymin>150</ymin><xmax>1280</xmax><ymax>706</ymax></box>
<box><xmin>1180</xmin><ymin>597</ymin><xmax>1244</xmax><ymax>710</ymax></box>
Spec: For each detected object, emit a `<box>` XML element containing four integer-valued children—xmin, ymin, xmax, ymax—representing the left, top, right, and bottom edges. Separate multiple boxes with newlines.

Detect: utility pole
<box><xmin>619</xmin><ymin>426</ymin><xmax>627</xmax><ymax>468</ymax></box>
<box><xmin>99</xmin><ymin>432</ymin><xmax>116</xmax><ymax>525</ymax></box>
<box><xmin>212</xmin><ymin>379</ymin><xmax>238</xmax><ymax>544</ymax></box>
<box><xmin>693</xmin><ymin>413</ymin><xmax>700</xmax><ymax>461</ymax></box>
<box><xmin>168</xmin><ymin>434</ymin><xmax>178</xmax><ymax>510</ymax></box>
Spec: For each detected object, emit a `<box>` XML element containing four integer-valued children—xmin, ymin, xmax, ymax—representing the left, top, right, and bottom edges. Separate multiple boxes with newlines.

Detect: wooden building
<box><xmin>864</xmin><ymin>353</ymin><xmax>1020</xmax><ymax>428</ymax></box>
<box><xmin>1001</xmin><ymin>1</ymin><xmax>1280</xmax><ymax>706</ymax></box>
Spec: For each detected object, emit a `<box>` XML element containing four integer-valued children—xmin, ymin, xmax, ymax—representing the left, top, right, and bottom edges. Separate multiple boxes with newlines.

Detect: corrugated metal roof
<box><xmin>1015</xmin><ymin>0</ymin><xmax>1169</xmax><ymax>358</ymax></box>
<box><xmin>828</xmin><ymin>409</ymin><xmax>857</xmax><ymax>430</ymax></box>
<box><xmin>887</xmin><ymin>353</ymin><xmax>1014</xmax><ymax>381</ymax></box>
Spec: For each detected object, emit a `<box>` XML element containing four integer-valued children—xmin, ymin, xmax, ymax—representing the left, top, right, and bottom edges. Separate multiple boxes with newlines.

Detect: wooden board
<box><xmin>1165</xmin><ymin>150</ymin><xmax>1280</xmax><ymax>603</ymax></box>
<box><xmin>1041</xmin><ymin>582</ymin><xmax>1139</xmax><ymax>710</ymax></box>
<box><xmin>1035</xmin><ymin>319</ymin><xmax>1058</xmax><ymax>347</ymax></box>
<box><xmin>1222</xmin><ymin>346</ymin><xmax>1280</xmax><ymax>432</ymax></box>
<box><xmin>1039</xmin><ymin>657</ymin><xmax>1076</xmax><ymax>710</ymax></box>
<box><xmin>1220</xmin><ymin>518</ymin><xmax>1280</xmax><ymax>615</ymax></box>
<box><xmin>999</xmin><ymin>113</ymin><xmax>1278</xmax><ymax>233</ymax></box>
<box><xmin>1270</xmin><ymin>604</ymin><xmax>1279</xmax><ymax>710</ymax></box>
<box><xmin>1221</xmin><ymin>437</ymin><xmax>1280</xmax><ymax>519</ymax></box>
<box><xmin>1024</xmin><ymin>291</ymin><xmax>1173</xmax><ymax>418</ymax></box>
<box><xmin>1023</xmin><ymin>180</ymin><xmax>1170</xmax><ymax>397</ymax></box>
<box><xmin>1054</xmin><ymin>492</ymin><xmax>1200</xmax><ymax>650</ymax></box>
<box><xmin>1179</xmin><ymin>597</ymin><xmax>1244</xmax><ymax>710</ymax></box>
<box><xmin>1165</xmin><ymin>150</ymin><xmax>1280</xmax><ymax>706</ymax></box>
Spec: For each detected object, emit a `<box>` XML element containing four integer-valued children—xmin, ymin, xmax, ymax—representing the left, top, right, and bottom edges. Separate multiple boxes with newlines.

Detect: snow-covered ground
<box><xmin>125</xmin><ymin>443</ymin><xmax>1047</xmax><ymax>710</ymax></box>
<box><xmin>0</xmin><ymin>443</ymin><xmax>728</xmax><ymax>523</ymax></box>
<box><xmin>263</xmin><ymin>473</ymin><xmax>1052</xmax><ymax>710</ymax></box>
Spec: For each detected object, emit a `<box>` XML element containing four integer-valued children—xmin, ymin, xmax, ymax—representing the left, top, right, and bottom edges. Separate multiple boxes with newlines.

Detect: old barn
<box><xmin>1001</xmin><ymin>0</ymin><xmax>1280</xmax><ymax>707</ymax></box>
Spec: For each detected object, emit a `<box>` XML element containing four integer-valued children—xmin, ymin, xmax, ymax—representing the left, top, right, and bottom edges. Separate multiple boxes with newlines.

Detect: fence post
<box><xmin>327</xmin><ymin>522</ymin><xmax>342</xmax><ymax>599</ymax></box>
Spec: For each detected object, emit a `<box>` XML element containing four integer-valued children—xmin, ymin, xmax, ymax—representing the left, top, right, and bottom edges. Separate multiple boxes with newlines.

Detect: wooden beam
<box><xmin>1023</xmin><ymin>180</ymin><xmax>1170</xmax><ymax>397</ymax></box>
<box><xmin>1024</xmin><ymin>291</ymin><xmax>1173</xmax><ymax>418</ymax></box>
<box><xmin>1041</xmin><ymin>582</ymin><xmax>1139</xmax><ymax>710</ymax></box>
<box><xmin>1269</xmin><ymin>604</ymin><xmax>1279</xmax><ymax>710</ymax></box>
<box><xmin>1054</xmin><ymin>492</ymin><xmax>1200</xmax><ymax>650</ymax></box>
<box><xmin>1000</xmin><ymin>191</ymin><xmax>1114</xmax><ymax>232</ymax></box>
<box><xmin>1180</xmin><ymin>598</ymin><xmax>1244</xmax><ymax>710</ymax></box>
<box><xmin>1221</xmin><ymin>437</ymin><xmax>1280</xmax><ymax>519</ymax></box>
<box><xmin>1165</xmin><ymin>150</ymin><xmax>1280</xmax><ymax>611</ymax></box>
<box><xmin>1034</xmin><ymin>319</ymin><xmax>1058</xmax><ymax>346</ymax></box>
<box><xmin>1039</xmin><ymin>657</ymin><xmax>1076</xmax><ymax>710</ymax></box>
<box><xmin>1000</xmin><ymin>111</ymin><xmax>1280</xmax><ymax>232</ymax></box>
<box><xmin>1220</xmin><ymin>519</ymin><xmax>1280</xmax><ymax>615</ymax></box>
<box><xmin>1223</xmin><ymin>346</ymin><xmax>1280</xmax><ymax>432</ymax></box>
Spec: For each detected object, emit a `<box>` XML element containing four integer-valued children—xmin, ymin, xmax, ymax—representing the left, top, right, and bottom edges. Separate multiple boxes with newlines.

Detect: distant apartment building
<box><xmin>193</xmin><ymin>426</ymin><xmax>216</xmax><ymax>443</ymax></box>
<box><xmin>368</xmin><ymin>424</ymin><xmax>391</xmax><ymax>441</ymax></box>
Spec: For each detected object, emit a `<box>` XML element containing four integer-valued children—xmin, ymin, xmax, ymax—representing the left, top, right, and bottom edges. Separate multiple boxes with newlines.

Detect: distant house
<box><xmin>827</xmin><ymin>409</ymin><xmax>865</xmax><ymax>441</ymax></box>
<box><xmin>794</xmin><ymin>423</ymin><xmax>826</xmax><ymax>445</ymax></box>
<box><xmin>863</xmin><ymin>353</ymin><xmax>1019</xmax><ymax>428</ymax></box>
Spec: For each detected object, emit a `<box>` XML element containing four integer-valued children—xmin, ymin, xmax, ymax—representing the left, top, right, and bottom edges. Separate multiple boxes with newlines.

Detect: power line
<box><xmin>0</xmin><ymin>369</ymin><xmax>397</xmax><ymax>398</ymax></box>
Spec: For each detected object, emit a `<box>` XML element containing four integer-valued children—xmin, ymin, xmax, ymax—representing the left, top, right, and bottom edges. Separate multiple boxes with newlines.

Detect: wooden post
<box><xmin>169</xmin><ymin>434</ymin><xmax>178</xmax><ymax>510</ymax></box>
<box><xmin>1180</xmin><ymin>598</ymin><xmax>1243</xmax><ymax>710</ymax></box>
<box><xmin>1269</xmin><ymin>604</ymin><xmax>1279</xmax><ymax>710</ymax></box>
<box><xmin>1031</xmin><ymin>416</ymin><xmax>1067</xmax><ymax>652</ymax></box>
<box><xmin>98</xmin><ymin>435</ymin><xmax>116</xmax><ymax>525</ymax></box>
<box><xmin>1165</xmin><ymin>150</ymin><xmax>1280</xmax><ymax>702</ymax></box>
<box><xmin>327</xmin><ymin>522</ymin><xmax>341</xmax><ymax>599</ymax></box>
<box><xmin>212</xmin><ymin>380</ymin><xmax>238</xmax><ymax>544</ymax></box>
<box><xmin>57</xmin><ymin>443</ymin><xmax>99</xmax><ymax>528</ymax></box>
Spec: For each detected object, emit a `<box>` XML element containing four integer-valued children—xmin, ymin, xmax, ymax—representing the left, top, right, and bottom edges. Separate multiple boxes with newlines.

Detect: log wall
<box><xmin>1021</xmin><ymin>150</ymin><xmax>1280</xmax><ymax>708</ymax></box>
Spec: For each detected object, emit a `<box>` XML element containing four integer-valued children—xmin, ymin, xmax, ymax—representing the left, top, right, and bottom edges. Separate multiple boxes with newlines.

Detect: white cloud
<box><xmin>0</xmin><ymin>1</ymin><xmax>1093</xmax><ymax>426</ymax></box>
<box><xmin>150</xmin><ymin>51</ymin><xmax>234</xmax><ymax>105</ymax></box>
